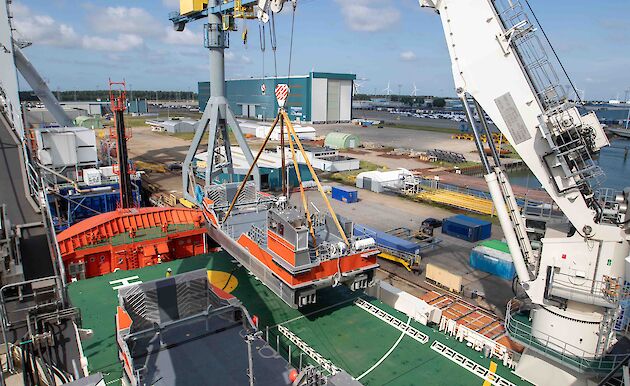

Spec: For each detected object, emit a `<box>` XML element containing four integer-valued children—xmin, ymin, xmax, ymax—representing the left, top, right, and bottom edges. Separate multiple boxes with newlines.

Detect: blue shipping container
<box><xmin>354</xmin><ymin>224</ymin><xmax>420</xmax><ymax>254</ymax></box>
<box><xmin>442</xmin><ymin>214</ymin><xmax>491</xmax><ymax>242</ymax></box>
<box><xmin>332</xmin><ymin>186</ymin><xmax>358</xmax><ymax>203</ymax></box>
<box><xmin>469</xmin><ymin>247</ymin><xmax>515</xmax><ymax>281</ymax></box>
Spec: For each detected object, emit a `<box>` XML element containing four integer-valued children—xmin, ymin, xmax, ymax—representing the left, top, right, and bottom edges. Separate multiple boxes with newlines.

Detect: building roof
<box><xmin>146</xmin><ymin>119</ymin><xmax>197</xmax><ymax>128</ymax></box>
<box><xmin>204</xmin><ymin>71</ymin><xmax>356</xmax><ymax>83</ymax></box>
<box><xmin>324</xmin><ymin>132</ymin><xmax>361</xmax><ymax>148</ymax></box>
<box><xmin>356</xmin><ymin>168</ymin><xmax>413</xmax><ymax>182</ymax></box>
<box><xmin>324</xmin><ymin>132</ymin><xmax>359</xmax><ymax>140</ymax></box>
<box><xmin>195</xmin><ymin>146</ymin><xmax>296</xmax><ymax>170</ymax></box>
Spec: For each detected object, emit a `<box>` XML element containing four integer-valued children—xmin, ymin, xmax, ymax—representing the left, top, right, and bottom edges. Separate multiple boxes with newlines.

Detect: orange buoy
<box><xmin>251</xmin><ymin>315</ymin><xmax>259</xmax><ymax>328</ymax></box>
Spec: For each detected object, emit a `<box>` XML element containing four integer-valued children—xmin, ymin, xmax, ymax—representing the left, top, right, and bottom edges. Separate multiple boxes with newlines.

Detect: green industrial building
<box><xmin>198</xmin><ymin>72</ymin><xmax>355</xmax><ymax>123</ymax></box>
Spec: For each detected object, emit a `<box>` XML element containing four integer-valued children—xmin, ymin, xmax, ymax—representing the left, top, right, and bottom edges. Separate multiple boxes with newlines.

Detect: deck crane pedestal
<box><xmin>171</xmin><ymin>0</ymin><xmax>261</xmax><ymax>204</ymax></box>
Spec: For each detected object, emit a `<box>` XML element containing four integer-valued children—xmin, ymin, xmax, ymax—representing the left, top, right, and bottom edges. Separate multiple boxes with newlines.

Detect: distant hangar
<box><xmin>198</xmin><ymin>72</ymin><xmax>355</xmax><ymax>124</ymax></box>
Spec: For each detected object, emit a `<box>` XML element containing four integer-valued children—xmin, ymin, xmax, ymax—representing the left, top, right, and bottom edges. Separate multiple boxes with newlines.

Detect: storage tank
<box><xmin>442</xmin><ymin>214</ymin><xmax>491</xmax><ymax>242</ymax></box>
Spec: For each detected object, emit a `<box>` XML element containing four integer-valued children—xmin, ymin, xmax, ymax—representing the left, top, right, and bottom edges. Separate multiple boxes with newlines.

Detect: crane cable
<box><xmin>270</xmin><ymin>12</ymin><xmax>278</xmax><ymax>78</ymax></box>
<box><xmin>285</xmin><ymin>2</ymin><xmax>297</xmax><ymax>198</ymax></box>
<box><xmin>259</xmin><ymin>22</ymin><xmax>266</xmax><ymax>80</ymax></box>
<box><xmin>287</xmin><ymin>1</ymin><xmax>297</xmax><ymax>82</ymax></box>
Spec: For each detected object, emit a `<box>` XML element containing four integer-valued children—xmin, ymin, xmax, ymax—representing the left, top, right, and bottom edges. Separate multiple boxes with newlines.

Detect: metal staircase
<box><xmin>494</xmin><ymin>0</ymin><xmax>605</xmax><ymax>209</ymax></box>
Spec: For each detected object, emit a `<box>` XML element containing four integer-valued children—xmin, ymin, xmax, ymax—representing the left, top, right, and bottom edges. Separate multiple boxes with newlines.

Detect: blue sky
<box><xmin>10</xmin><ymin>0</ymin><xmax>630</xmax><ymax>99</ymax></box>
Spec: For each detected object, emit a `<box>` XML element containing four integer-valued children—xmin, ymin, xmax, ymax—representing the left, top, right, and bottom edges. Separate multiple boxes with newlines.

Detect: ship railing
<box><xmin>505</xmin><ymin>299</ymin><xmax>628</xmax><ymax>373</ymax></box>
<box><xmin>265</xmin><ymin>324</ymin><xmax>338</xmax><ymax>379</ymax></box>
<box><xmin>221</xmin><ymin>223</ymin><xmax>236</xmax><ymax>240</ymax></box>
<box><xmin>595</xmin><ymin>188</ymin><xmax>621</xmax><ymax>204</ymax></box>
<box><xmin>375</xmin><ymin>244</ymin><xmax>420</xmax><ymax>266</ymax></box>
<box><xmin>522</xmin><ymin>199</ymin><xmax>564</xmax><ymax>221</ymax></box>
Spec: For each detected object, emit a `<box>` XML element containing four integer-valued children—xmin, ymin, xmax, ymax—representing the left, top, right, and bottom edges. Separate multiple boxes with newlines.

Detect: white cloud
<box><xmin>225</xmin><ymin>51</ymin><xmax>253</xmax><ymax>64</ymax></box>
<box><xmin>12</xmin><ymin>3</ymin><xmax>80</xmax><ymax>47</ymax></box>
<box><xmin>89</xmin><ymin>7</ymin><xmax>160</xmax><ymax>37</ymax></box>
<box><xmin>163</xmin><ymin>27</ymin><xmax>202</xmax><ymax>46</ymax></box>
<box><xmin>12</xmin><ymin>3</ymin><xmax>146</xmax><ymax>52</ymax></box>
<box><xmin>400</xmin><ymin>50</ymin><xmax>417</xmax><ymax>61</ymax></box>
<box><xmin>82</xmin><ymin>34</ymin><xmax>144</xmax><ymax>52</ymax></box>
<box><xmin>334</xmin><ymin>0</ymin><xmax>400</xmax><ymax>32</ymax></box>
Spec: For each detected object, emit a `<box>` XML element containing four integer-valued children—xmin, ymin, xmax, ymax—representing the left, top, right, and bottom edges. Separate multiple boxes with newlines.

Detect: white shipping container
<box><xmin>83</xmin><ymin>168</ymin><xmax>102</xmax><ymax>186</ymax></box>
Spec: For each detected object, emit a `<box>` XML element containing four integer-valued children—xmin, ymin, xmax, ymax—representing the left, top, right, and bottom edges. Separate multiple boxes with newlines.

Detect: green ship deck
<box><xmin>68</xmin><ymin>252</ymin><xmax>532</xmax><ymax>386</ymax></box>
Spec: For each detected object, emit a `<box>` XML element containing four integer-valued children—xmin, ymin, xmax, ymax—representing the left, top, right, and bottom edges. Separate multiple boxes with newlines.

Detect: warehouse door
<box><xmin>363</xmin><ymin>177</ymin><xmax>372</xmax><ymax>191</ymax></box>
<box><xmin>327</xmin><ymin>80</ymin><xmax>340</xmax><ymax>122</ymax></box>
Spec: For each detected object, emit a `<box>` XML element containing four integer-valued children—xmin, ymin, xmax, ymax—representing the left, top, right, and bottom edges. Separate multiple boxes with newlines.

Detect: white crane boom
<box><xmin>256</xmin><ymin>0</ymin><xmax>630</xmax><ymax>383</ymax></box>
<box><xmin>420</xmin><ymin>1</ymin><xmax>629</xmax><ymax>383</ymax></box>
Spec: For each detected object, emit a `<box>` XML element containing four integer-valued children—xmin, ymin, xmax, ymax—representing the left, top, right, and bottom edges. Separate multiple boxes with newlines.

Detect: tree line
<box><xmin>19</xmin><ymin>90</ymin><xmax>198</xmax><ymax>102</ymax></box>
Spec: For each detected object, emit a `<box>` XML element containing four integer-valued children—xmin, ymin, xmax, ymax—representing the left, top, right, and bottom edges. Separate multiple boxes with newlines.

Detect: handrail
<box><xmin>505</xmin><ymin>300</ymin><xmax>627</xmax><ymax>373</ymax></box>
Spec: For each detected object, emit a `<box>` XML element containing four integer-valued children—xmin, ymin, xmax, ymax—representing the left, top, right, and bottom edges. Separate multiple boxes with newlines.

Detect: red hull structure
<box><xmin>57</xmin><ymin>207</ymin><xmax>207</xmax><ymax>280</ymax></box>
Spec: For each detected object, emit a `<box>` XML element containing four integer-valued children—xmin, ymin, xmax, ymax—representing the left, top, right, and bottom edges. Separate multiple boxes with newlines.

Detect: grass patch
<box><xmin>122</xmin><ymin>111</ymin><xmax>203</xmax><ymax>128</ymax></box>
<box><xmin>431</xmin><ymin>160</ymin><xmax>480</xmax><ymax>169</ymax></box>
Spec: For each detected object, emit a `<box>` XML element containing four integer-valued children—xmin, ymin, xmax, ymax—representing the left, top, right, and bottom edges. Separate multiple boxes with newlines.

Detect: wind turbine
<box><xmin>383</xmin><ymin>81</ymin><xmax>392</xmax><ymax>96</ymax></box>
<box><xmin>411</xmin><ymin>83</ymin><xmax>419</xmax><ymax>97</ymax></box>
<box><xmin>353</xmin><ymin>77</ymin><xmax>368</xmax><ymax>96</ymax></box>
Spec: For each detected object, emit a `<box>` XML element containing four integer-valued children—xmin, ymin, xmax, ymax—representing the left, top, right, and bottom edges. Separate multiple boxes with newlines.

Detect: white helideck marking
<box><xmin>109</xmin><ymin>276</ymin><xmax>142</xmax><ymax>290</ymax></box>
<box><xmin>354</xmin><ymin>298</ymin><xmax>429</xmax><ymax>344</ymax></box>
<box><xmin>430</xmin><ymin>340</ymin><xmax>515</xmax><ymax>386</ymax></box>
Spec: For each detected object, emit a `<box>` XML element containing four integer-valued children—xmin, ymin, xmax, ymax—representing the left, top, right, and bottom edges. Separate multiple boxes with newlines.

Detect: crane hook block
<box><xmin>242</xmin><ymin>28</ymin><xmax>248</xmax><ymax>44</ymax></box>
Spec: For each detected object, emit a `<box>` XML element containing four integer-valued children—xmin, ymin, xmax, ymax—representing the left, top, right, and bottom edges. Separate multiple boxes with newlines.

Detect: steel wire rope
<box><xmin>270</xmin><ymin>12</ymin><xmax>278</xmax><ymax>79</ymax></box>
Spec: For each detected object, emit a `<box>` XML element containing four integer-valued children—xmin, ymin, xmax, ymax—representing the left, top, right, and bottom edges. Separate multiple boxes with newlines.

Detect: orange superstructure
<box><xmin>238</xmin><ymin>233</ymin><xmax>377</xmax><ymax>287</ymax></box>
<box><xmin>199</xmin><ymin>181</ymin><xmax>379</xmax><ymax>308</ymax></box>
<box><xmin>57</xmin><ymin>207</ymin><xmax>207</xmax><ymax>280</ymax></box>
